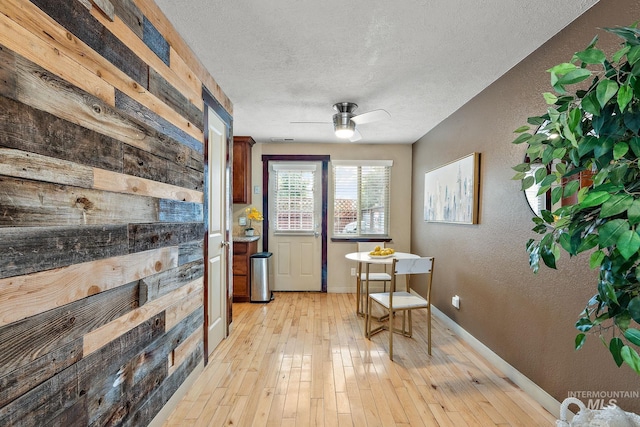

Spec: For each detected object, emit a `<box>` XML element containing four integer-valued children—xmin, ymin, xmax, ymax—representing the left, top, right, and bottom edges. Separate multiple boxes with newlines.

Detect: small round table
<box><xmin>345</xmin><ymin>251</ymin><xmax>420</xmax><ymax>334</ymax></box>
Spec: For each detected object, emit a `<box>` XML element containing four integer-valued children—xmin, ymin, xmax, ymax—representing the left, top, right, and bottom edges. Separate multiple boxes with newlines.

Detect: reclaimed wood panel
<box><xmin>93</xmin><ymin>168</ymin><xmax>203</xmax><ymax>203</ymax></box>
<box><xmin>0</xmin><ymin>246</ymin><xmax>178</xmax><ymax>326</ymax></box>
<box><xmin>169</xmin><ymin>45</ymin><xmax>204</xmax><ymax>109</ymax></box>
<box><xmin>0</xmin><ymin>312</ymin><xmax>166</xmax><ymax>427</ymax></box>
<box><xmin>128</xmin><ymin>222</ymin><xmax>205</xmax><ymax>253</ymax></box>
<box><xmin>115</xmin><ymin>89</ymin><xmax>203</xmax><ymax>153</ymax></box>
<box><xmin>0</xmin><ymin>281</ymin><xmax>138</xmax><ymax>377</ymax></box>
<box><xmin>168</xmin><ymin>327</ymin><xmax>202</xmax><ymax>376</ymax></box>
<box><xmin>178</xmin><ymin>240</ymin><xmax>204</xmax><ymax>266</ymax></box>
<box><xmin>87</xmin><ymin>3</ymin><xmax>204</xmax><ymax>128</ymax></box>
<box><xmin>29</xmin><ymin>0</ymin><xmax>149</xmax><ymax>87</ymax></box>
<box><xmin>142</xmin><ymin>15</ymin><xmax>169</xmax><ymax>66</ymax></box>
<box><xmin>0</xmin><ymin>340</ymin><xmax>82</xmax><ymax>408</ymax></box>
<box><xmin>0</xmin><ymin>96</ymin><xmax>124</xmax><ymax>173</ymax></box>
<box><xmin>123</xmin><ymin>143</ymin><xmax>204</xmax><ymax>191</ymax></box>
<box><xmin>149</xmin><ymin>67</ymin><xmax>203</xmax><ymax>131</ymax></box>
<box><xmin>139</xmin><ymin>261</ymin><xmax>204</xmax><ymax>304</ymax></box>
<box><xmin>133</xmin><ymin>0</ymin><xmax>232</xmax><ymax>115</ymax></box>
<box><xmin>91</xmin><ymin>0</ymin><xmax>115</xmax><ymax>21</ymax></box>
<box><xmin>0</xmin><ymin>224</ymin><xmax>128</xmax><ymax>279</ymax></box>
<box><xmin>111</xmin><ymin>0</ymin><xmax>143</xmax><ymax>39</ymax></box>
<box><xmin>0</xmin><ymin>176</ymin><xmax>157</xmax><ymax>226</ymax></box>
<box><xmin>0</xmin><ymin>148</ymin><xmax>94</xmax><ymax>187</ymax></box>
<box><xmin>158</xmin><ymin>199</ymin><xmax>203</xmax><ymax>223</ymax></box>
<box><xmin>0</xmin><ymin>10</ymin><xmax>115</xmax><ymax>105</ymax></box>
<box><xmin>83</xmin><ymin>277</ymin><xmax>202</xmax><ymax>355</ymax></box>
<box><xmin>165</xmin><ymin>283</ymin><xmax>204</xmax><ymax>331</ymax></box>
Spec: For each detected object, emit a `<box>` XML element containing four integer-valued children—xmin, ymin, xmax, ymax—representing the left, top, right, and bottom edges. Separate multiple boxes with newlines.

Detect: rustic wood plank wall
<box><xmin>0</xmin><ymin>0</ymin><xmax>232</xmax><ymax>424</ymax></box>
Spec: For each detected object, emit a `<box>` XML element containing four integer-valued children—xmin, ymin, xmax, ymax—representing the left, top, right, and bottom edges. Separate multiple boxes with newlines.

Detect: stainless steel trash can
<box><xmin>250</xmin><ymin>252</ymin><xmax>273</xmax><ymax>303</ymax></box>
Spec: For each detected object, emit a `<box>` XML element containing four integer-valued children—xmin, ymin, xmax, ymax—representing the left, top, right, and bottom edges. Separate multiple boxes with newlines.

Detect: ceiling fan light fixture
<box><xmin>333</xmin><ymin>112</ymin><xmax>356</xmax><ymax>139</ymax></box>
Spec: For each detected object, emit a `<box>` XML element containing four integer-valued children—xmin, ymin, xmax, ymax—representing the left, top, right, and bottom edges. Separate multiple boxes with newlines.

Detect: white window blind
<box><xmin>332</xmin><ymin>160</ymin><xmax>392</xmax><ymax>236</ymax></box>
<box><xmin>273</xmin><ymin>166</ymin><xmax>316</xmax><ymax>232</ymax></box>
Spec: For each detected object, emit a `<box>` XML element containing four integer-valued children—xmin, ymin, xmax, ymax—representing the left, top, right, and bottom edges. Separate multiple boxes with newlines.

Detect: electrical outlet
<box><xmin>452</xmin><ymin>295</ymin><xmax>460</xmax><ymax>309</ymax></box>
<box><xmin>351</xmin><ymin>268</ymin><xmax>356</xmax><ymax>276</ymax></box>
<box><xmin>254</xmin><ymin>185</ymin><xmax>261</xmax><ymax>194</ymax></box>
<box><xmin>239</xmin><ymin>217</ymin><xmax>247</xmax><ymax>226</ymax></box>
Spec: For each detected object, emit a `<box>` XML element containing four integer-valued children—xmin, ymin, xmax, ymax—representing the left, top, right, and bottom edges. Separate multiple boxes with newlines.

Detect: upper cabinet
<box><xmin>233</xmin><ymin>136</ymin><xmax>256</xmax><ymax>204</ymax></box>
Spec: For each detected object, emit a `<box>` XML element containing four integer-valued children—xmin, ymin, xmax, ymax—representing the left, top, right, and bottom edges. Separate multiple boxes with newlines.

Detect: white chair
<box><xmin>355</xmin><ymin>242</ymin><xmax>392</xmax><ymax>316</ymax></box>
<box><xmin>366</xmin><ymin>257</ymin><xmax>435</xmax><ymax>360</ymax></box>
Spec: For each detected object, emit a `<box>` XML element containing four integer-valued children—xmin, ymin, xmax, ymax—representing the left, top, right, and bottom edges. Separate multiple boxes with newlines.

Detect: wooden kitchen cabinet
<box><xmin>233</xmin><ymin>136</ymin><xmax>256</xmax><ymax>204</ymax></box>
<box><xmin>232</xmin><ymin>239</ymin><xmax>258</xmax><ymax>302</ymax></box>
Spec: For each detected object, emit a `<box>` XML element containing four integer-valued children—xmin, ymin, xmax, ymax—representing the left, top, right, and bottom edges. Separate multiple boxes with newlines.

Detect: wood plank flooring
<box><xmin>163</xmin><ymin>293</ymin><xmax>555</xmax><ymax>426</ymax></box>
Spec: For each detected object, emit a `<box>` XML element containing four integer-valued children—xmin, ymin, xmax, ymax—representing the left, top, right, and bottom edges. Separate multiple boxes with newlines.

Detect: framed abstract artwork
<box><xmin>423</xmin><ymin>153</ymin><xmax>480</xmax><ymax>224</ymax></box>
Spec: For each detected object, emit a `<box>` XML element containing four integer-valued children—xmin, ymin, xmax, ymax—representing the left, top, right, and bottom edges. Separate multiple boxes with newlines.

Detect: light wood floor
<box><xmin>163</xmin><ymin>292</ymin><xmax>555</xmax><ymax>426</ymax></box>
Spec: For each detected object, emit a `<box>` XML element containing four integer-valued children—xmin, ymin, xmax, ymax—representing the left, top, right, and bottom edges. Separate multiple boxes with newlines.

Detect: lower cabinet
<box><xmin>232</xmin><ymin>240</ymin><xmax>258</xmax><ymax>302</ymax></box>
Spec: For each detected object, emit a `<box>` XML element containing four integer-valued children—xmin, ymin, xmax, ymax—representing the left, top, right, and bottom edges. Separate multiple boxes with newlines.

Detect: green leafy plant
<box><xmin>512</xmin><ymin>24</ymin><xmax>640</xmax><ymax>374</ymax></box>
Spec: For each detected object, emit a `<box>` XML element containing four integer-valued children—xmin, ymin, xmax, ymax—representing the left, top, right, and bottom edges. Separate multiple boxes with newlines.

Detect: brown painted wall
<box><xmin>0</xmin><ymin>0</ymin><xmax>230</xmax><ymax>424</ymax></box>
<box><xmin>412</xmin><ymin>0</ymin><xmax>640</xmax><ymax>412</ymax></box>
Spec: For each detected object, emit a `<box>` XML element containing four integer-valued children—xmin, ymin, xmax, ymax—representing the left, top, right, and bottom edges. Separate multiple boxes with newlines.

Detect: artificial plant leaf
<box><xmin>614</xmin><ymin>142</ymin><xmax>630</xmax><ymax>160</ymax></box>
<box><xmin>575</xmin><ymin>333</ymin><xmax>587</xmax><ymax>350</ymax></box>
<box><xmin>577</xmin><ymin>234</ymin><xmax>598</xmax><ymax>254</ymax></box>
<box><xmin>628</xmin><ymin>199</ymin><xmax>640</xmax><ymax>225</ymax></box>
<box><xmin>512</xmin><ymin>133</ymin><xmax>532</xmax><ymax>145</ymax></box>
<box><xmin>610</xmin><ymin>337</ymin><xmax>625</xmax><ymax>367</ymax></box>
<box><xmin>512</xmin><ymin>172</ymin><xmax>526</xmax><ymax>180</ymax></box>
<box><xmin>630</xmin><ymin>137</ymin><xmax>640</xmax><ymax>157</ymax></box>
<box><xmin>568</xmin><ymin>108</ymin><xmax>582</xmax><ymax>132</ymax></box>
<box><xmin>577</xmin><ymin>186</ymin><xmax>590</xmax><ymax>203</ymax></box>
<box><xmin>628</xmin><ymin>45</ymin><xmax>640</xmax><ymax>65</ymax></box>
<box><xmin>601</xmin><ymin>282</ymin><xmax>619</xmax><ymax>306</ymax></box>
<box><xmin>616</xmin><ymin>312</ymin><xmax>632</xmax><ymax>330</ymax></box>
<box><xmin>580</xmin><ymin>191</ymin><xmax>611</xmax><ymax>208</ymax></box>
<box><xmin>576</xmin><ymin>317</ymin><xmax>593</xmax><ymax>332</ymax></box>
<box><xmin>551</xmin><ymin>186</ymin><xmax>563</xmax><ymax>205</ymax></box>
<box><xmin>540</xmin><ymin>243</ymin><xmax>558</xmax><ymax>270</ymax></box>
<box><xmin>543</xmin><ymin>92</ymin><xmax>558</xmax><ymax>104</ymax></box>
<box><xmin>606</xmin><ymin>26</ymin><xmax>640</xmax><ymax>46</ymax></box>
<box><xmin>617</xmin><ymin>230</ymin><xmax>640</xmax><ymax>260</ymax></box>
<box><xmin>528</xmin><ymin>116</ymin><xmax>547</xmax><ymax>126</ymax></box>
<box><xmin>547</xmin><ymin>62</ymin><xmax>577</xmax><ymax>75</ymax></box>
<box><xmin>613</xmin><ymin>45</ymin><xmax>631</xmax><ymax>63</ymax></box>
<box><xmin>576</xmin><ymin>48</ymin><xmax>606</xmax><ymax>64</ymax></box>
<box><xmin>577</xmin><ymin>136</ymin><xmax>600</xmax><ymax>157</ymax></box>
<box><xmin>534</xmin><ymin>166</ymin><xmax>547</xmax><ymax>183</ymax></box>
<box><xmin>618</xmin><ymin>84</ymin><xmax>633</xmax><ymax>112</ymax></box>
<box><xmin>514</xmin><ymin>125</ymin><xmax>530</xmax><ymax>133</ymax></box>
<box><xmin>598</xmin><ymin>219</ymin><xmax>630</xmax><ymax>247</ymax></box>
<box><xmin>512</xmin><ymin>163</ymin><xmax>531</xmax><ymax>173</ymax></box>
<box><xmin>521</xmin><ymin>176</ymin><xmax>535</xmax><ymax>191</ymax></box>
<box><xmin>625</xmin><ymin>328</ymin><xmax>640</xmax><ymax>346</ymax></box>
<box><xmin>590</xmin><ymin>250</ymin><xmax>605</xmax><ymax>269</ymax></box>
<box><xmin>555</xmin><ymin>162</ymin><xmax>567</xmax><ymax>175</ymax></box>
<box><xmin>623</xmin><ymin>110</ymin><xmax>640</xmax><ymax>133</ymax></box>
<box><xmin>581</xmin><ymin>92</ymin><xmax>601</xmax><ymax>116</ymax></box>
<box><xmin>558</xmin><ymin>68</ymin><xmax>592</xmax><ymax>85</ymax></box>
<box><xmin>563</xmin><ymin>180</ymin><xmax>580</xmax><ymax>198</ymax></box>
<box><xmin>600</xmin><ymin>194</ymin><xmax>633</xmax><ymax>218</ymax></box>
<box><xmin>594</xmin><ymin>137</ymin><xmax>615</xmax><ymax>160</ymax></box>
<box><xmin>621</xmin><ymin>346</ymin><xmax>640</xmax><ymax>375</ymax></box>
<box><xmin>596</xmin><ymin>80</ymin><xmax>619</xmax><ymax>108</ymax></box>
<box><xmin>628</xmin><ymin>296</ymin><xmax>640</xmax><ymax>323</ymax></box>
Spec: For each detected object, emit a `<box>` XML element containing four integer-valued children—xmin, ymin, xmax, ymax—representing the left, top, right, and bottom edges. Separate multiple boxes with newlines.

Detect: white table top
<box><xmin>345</xmin><ymin>251</ymin><xmax>419</xmax><ymax>264</ymax></box>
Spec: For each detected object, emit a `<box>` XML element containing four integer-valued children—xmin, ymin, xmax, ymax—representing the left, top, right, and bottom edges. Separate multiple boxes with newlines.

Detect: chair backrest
<box><xmin>357</xmin><ymin>242</ymin><xmax>385</xmax><ymax>253</ymax></box>
<box><xmin>392</xmin><ymin>257</ymin><xmax>435</xmax><ymax>299</ymax></box>
<box><xmin>394</xmin><ymin>257</ymin><xmax>433</xmax><ymax>275</ymax></box>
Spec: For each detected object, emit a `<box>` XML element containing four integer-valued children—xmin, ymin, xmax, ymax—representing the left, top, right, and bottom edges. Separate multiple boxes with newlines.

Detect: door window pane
<box><xmin>274</xmin><ymin>168</ymin><xmax>315</xmax><ymax>231</ymax></box>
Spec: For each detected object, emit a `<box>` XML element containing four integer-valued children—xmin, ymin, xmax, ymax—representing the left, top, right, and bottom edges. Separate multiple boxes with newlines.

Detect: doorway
<box><xmin>262</xmin><ymin>155</ymin><xmax>329</xmax><ymax>292</ymax></box>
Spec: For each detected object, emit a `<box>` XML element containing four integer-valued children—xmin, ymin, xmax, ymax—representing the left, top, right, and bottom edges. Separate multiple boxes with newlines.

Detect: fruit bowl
<box><xmin>368</xmin><ymin>253</ymin><xmax>394</xmax><ymax>259</ymax></box>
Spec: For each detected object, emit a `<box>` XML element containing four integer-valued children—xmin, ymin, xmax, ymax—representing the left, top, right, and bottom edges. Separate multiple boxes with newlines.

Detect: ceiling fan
<box><xmin>292</xmin><ymin>102</ymin><xmax>390</xmax><ymax>142</ymax></box>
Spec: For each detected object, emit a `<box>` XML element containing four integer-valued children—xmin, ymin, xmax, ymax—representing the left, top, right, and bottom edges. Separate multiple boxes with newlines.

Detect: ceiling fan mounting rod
<box><xmin>333</xmin><ymin>102</ymin><xmax>358</xmax><ymax>114</ymax></box>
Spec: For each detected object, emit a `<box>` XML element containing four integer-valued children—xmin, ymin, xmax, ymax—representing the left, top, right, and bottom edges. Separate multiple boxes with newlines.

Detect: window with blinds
<box><xmin>332</xmin><ymin>160</ymin><xmax>392</xmax><ymax>236</ymax></box>
<box><xmin>273</xmin><ymin>164</ymin><xmax>316</xmax><ymax>232</ymax></box>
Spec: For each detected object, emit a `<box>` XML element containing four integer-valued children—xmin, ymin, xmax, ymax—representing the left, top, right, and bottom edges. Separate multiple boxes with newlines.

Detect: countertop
<box><xmin>232</xmin><ymin>235</ymin><xmax>260</xmax><ymax>242</ymax></box>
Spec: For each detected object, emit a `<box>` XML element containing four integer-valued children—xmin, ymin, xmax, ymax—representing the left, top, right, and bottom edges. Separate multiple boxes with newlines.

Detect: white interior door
<box><xmin>207</xmin><ymin>107</ymin><xmax>226</xmax><ymax>355</ymax></box>
<box><xmin>268</xmin><ymin>162</ymin><xmax>322</xmax><ymax>291</ymax></box>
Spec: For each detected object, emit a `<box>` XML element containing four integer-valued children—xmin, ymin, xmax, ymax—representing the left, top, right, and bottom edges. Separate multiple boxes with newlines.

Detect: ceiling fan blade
<box><xmin>349</xmin><ymin>128</ymin><xmax>362</xmax><ymax>142</ymax></box>
<box><xmin>351</xmin><ymin>109</ymin><xmax>390</xmax><ymax>125</ymax></box>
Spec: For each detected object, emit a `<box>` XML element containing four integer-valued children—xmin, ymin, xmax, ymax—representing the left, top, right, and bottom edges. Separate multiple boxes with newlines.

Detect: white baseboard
<box><xmin>430</xmin><ymin>304</ymin><xmax>562</xmax><ymax>419</ymax></box>
<box><xmin>148</xmin><ymin>359</ymin><xmax>204</xmax><ymax>427</ymax></box>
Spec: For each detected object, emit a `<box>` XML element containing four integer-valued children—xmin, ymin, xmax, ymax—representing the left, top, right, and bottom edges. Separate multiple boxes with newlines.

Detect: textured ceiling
<box><xmin>155</xmin><ymin>0</ymin><xmax>599</xmax><ymax>144</ymax></box>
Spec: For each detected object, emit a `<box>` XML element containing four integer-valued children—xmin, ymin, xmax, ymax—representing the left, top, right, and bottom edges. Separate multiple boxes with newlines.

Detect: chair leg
<box><xmin>427</xmin><ymin>308</ymin><xmax>431</xmax><ymax>356</ymax></box>
<box><xmin>366</xmin><ymin>296</ymin><xmax>371</xmax><ymax>339</ymax></box>
<box><xmin>408</xmin><ymin>310</ymin><xmax>413</xmax><ymax>337</ymax></box>
<box><xmin>389</xmin><ymin>305</ymin><xmax>393</xmax><ymax>361</ymax></box>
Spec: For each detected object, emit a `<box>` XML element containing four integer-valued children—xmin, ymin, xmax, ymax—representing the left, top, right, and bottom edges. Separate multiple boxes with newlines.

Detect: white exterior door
<box><xmin>268</xmin><ymin>162</ymin><xmax>322</xmax><ymax>291</ymax></box>
<box><xmin>206</xmin><ymin>107</ymin><xmax>227</xmax><ymax>355</ymax></box>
